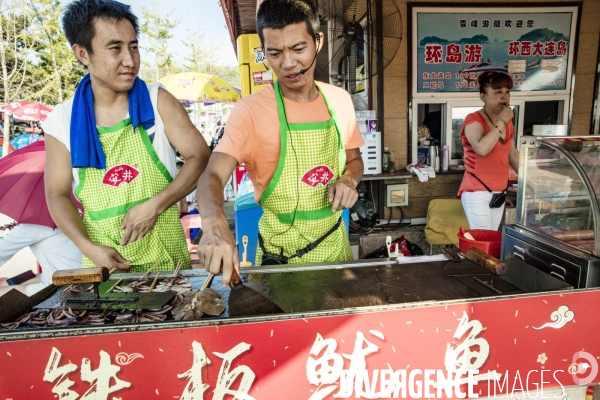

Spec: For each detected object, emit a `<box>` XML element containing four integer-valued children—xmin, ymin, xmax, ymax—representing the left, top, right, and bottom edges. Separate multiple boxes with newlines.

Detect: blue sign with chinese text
<box><xmin>416</xmin><ymin>12</ymin><xmax>573</xmax><ymax>93</ymax></box>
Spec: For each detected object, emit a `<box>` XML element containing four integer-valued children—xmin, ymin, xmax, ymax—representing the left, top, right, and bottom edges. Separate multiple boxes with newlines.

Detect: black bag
<box><xmin>406</xmin><ymin>240</ymin><xmax>424</xmax><ymax>256</ymax></box>
<box><xmin>468</xmin><ymin>172</ymin><xmax>507</xmax><ymax>209</ymax></box>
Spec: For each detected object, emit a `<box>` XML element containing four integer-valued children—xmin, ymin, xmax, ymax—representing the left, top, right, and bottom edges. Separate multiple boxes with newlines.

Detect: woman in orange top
<box><xmin>457</xmin><ymin>71</ymin><xmax>519</xmax><ymax>230</ymax></box>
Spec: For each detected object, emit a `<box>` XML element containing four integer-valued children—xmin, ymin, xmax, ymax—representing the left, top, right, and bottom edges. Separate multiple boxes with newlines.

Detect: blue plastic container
<box><xmin>234</xmin><ymin>193</ymin><xmax>263</xmax><ymax>265</ymax></box>
<box><xmin>234</xmin><ymin>192</ymin><xmax>350</xmax><ymax>264</ymax></box>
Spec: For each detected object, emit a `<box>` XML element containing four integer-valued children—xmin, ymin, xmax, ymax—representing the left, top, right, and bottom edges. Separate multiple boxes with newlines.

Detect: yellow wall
<box><xmin>384</xmin><ymin>0</ymin><xmax>600</xmax><ymax>168</ymax></box>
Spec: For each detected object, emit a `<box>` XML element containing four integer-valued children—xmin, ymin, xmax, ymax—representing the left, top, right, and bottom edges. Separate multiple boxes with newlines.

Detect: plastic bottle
<box><xmin>389</xmin><ymin>150</ymin><xmax>396</xmax><ymax>174</ymax></box>
<box><xmin>382</xmin><ymin>147</ymin><xmax>390</xmax><ymax>173</ymax></box>
<box><xmin>441</xmin><ymin>145</ymin><xmax>449</xmax><ymax>172</ymax></box>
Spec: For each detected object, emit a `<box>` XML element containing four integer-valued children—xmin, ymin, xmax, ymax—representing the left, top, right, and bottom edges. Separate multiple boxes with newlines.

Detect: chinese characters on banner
<box><xmin>415</xmin><ymin>11</ymin><xmax>574</xmax><ymax>92</ymax></box>
<box><xmin>2</xmin><ymin>289</ymin><xmax>600</xmax><ymax>398</ymax></box>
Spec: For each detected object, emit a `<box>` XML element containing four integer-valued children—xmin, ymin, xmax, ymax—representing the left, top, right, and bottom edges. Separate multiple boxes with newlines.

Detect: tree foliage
<box><xmin>139</xmin><ymin>0</ymin><xmax>180</xmax><ymax>83</ymax></box>
<box><xmin>181</xmin><ymin>28</ymin><xmax>240</xmax><ymax>89</ymax></box>
<box><xmin>0</xmin><ymin>0</ymin><xmax>241</xmax><ymax>105</ymax></box>
<box><xmin>27</xmin><ymin>0</ymin><xmax>86</xmax><ymax>104</ymax></box>
<box><xmin>0</xmin><ymin>0</ymin><xmax>84</xmax><ymax>106</ymax></box>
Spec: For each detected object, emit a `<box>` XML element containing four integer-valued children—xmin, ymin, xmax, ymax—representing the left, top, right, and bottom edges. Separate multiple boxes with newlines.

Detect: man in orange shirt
<box><xmin>197</xmin><ymin>0</ymin><xmax>364</xmax><ymax>284</ymax></box>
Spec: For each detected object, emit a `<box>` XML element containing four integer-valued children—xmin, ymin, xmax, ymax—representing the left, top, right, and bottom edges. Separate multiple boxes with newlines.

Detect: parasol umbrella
<box><xmin>0</xmin><ymin>141</ymin><xmax>56</xmax><ymax>228</ymax></box>
<box><xmin>158</xmin><ymin>72</ymin><xmax>241</xmax><ymax>103</ymax></box>
<box><xmin>0</xmin><ymin>101</ymin><xmax>53</xmax><ymax>122</ymax></box>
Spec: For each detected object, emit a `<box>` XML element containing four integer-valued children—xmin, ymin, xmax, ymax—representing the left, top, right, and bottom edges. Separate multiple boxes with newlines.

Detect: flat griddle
<box><xmin>34</xmin><ymin>281</ymin><xmax>175</xmax><ymax>311</ymax></box>
<box><xmin>1</xmin><ymin>258</ymin><xmax>573</xmax><ymax>326</ymax></box>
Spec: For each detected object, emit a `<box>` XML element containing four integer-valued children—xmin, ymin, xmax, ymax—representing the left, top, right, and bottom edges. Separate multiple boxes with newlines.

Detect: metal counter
<box><xmin>0</xmin><ymin>257</ymin><xmax>571</xmax><ymax>342</ymax></box>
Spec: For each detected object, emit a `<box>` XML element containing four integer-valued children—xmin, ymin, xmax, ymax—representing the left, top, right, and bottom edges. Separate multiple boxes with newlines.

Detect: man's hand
<box><xmin>328</xmin><ymin>174</ymin><xmax>359</xmax><ymax>211</ymax></box>
<box><xmin>86</xmin><ymin>244</ymin><xmax>131</xmax><ymax>271</ymax></box>
<box><xmin>197</xmin><ymin>217</ymin><xmax>239</xmax><ymax>287</ymax></box>
<box><xmin>120</xmin><ymin>200</ymin><xmax>160</xmax><ymax>245</ymax></box>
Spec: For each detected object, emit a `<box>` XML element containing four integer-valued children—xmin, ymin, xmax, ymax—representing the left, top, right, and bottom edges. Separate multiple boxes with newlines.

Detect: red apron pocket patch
<box><xmin>102</xmin><ymin>165</ymin><xmax>140</xmax><ymax>187</ymax></box>
<box><xmin>300</xmin><ymin>165</ymin><xmax>334</xmax><ymax>188</ymax></box>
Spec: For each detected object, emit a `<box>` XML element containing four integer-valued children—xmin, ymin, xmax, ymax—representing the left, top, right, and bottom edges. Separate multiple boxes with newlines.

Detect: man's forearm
<box><xmin>197</xmin><ymin>171</ymin><xmax>227</xmax><ymax>226</ymax></box>
<box><xmin>342</xmin><ymin>157</ymin><xmax>364</xmax><ymax>187</ymax></box>
<box><xmin>47</xmin><ymin>195</ymin><xmax>95</xmax><ymax>256</ymax></box>
<box><xmin>150</xmin><ymin>154</ymin><xmax>206</xmax><ymax>215</ymax></box>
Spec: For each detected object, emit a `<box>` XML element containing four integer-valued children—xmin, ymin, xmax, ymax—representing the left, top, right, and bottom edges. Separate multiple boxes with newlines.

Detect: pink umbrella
<box><xmin>0</xmin><ymin>101</ymin><xmax>53</xmax><ymax>122</ymax></box>
<box><xmin>0</xmin><ymin>141</ymin><xmax>55</xmax><ymax>227</ymax></box>
<box><xmin>0</xmin><ymin>141</ymin><xmax>83</xmax><ymax>228</ymax></box>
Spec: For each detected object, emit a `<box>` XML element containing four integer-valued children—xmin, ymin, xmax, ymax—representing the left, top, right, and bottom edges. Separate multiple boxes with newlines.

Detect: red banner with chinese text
<box><xmin>1</xmin><ymin>289</ymin><xmax>599</xmax><ymax>399</ymax></box>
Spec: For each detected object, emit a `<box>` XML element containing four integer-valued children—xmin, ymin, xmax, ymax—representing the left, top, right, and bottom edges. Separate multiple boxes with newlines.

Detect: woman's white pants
<box><xmin>461</xmin><ymin>191</ymin><xmax>505</xmax><ymax>231</ymax></box>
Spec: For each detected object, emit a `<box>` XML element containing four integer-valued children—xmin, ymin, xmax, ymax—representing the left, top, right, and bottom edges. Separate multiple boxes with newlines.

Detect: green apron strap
<box><xmin>261</xmin><ymin>81</ymin><xmax>346</xmax><ymax>205</ymax></box>
<box><xmin>260</xmin><ymin>81</ymin><xmax>289</xmax><ymax>204</ymax></box>
<box><xmin>315</xmin><ymin>82</ymin><xmax>346</xmax><ymax>171</ymax></box>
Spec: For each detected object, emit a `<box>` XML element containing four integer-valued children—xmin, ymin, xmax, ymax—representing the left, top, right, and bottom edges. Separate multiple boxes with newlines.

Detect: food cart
<box><xmin>1</xmin><ymin>136</ymin><xmax>600</xmax><ymax>399</ymax></box>
<box><xmin>1</xmin><ymin>260</ymin><xmax>599</xmax><ymax>399</ymax></box>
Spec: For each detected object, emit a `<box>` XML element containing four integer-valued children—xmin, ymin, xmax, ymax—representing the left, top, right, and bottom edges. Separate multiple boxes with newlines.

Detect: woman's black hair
<box><xmin>62</xmin><ymin>0</ymin><xmax>139</xmax><ymax>54</ymax></box>
<box><xmin>256</xmin><ymin>0</ymin><xmax>320</xmax><ymax>45</ymax></box>
<box><xmin>477</xmin><ymin>71</ymin><xmax>513</xmax><ymax>94</ymax></box>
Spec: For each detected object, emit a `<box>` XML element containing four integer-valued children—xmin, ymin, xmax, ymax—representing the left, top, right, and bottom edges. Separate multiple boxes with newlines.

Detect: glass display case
<box><xmin>502</xmin><ymin>136</ymin><xmax>600</xmax><ymax>288</ymax></box>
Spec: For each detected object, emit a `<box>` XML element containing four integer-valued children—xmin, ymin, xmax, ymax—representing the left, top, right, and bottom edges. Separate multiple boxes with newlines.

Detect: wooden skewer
<box><xmin>62</xmin><ymin>285</ymin><xmax>73</xmax><ymax>292</ymax></box>
<box><xmin>149</xmin><ymin>272</ymin><xmax>160</xmax><ymax>292</ymax></box>
<box><xmin>172</xmin><ymin>261</ymin><xmax>182</xmax><ymax>277</ymax></box>
<box><xmin>140</xmin><ymin>261</ymin><xmax>159</xmax><ymax>280</ymax></box>
<box><xmin>106</xmin><ymin>278</ymin><xmax>123</xmax><ymax>293</ymax></box>
<box><xmin>108</xmin><ymin>267</ymin><xmax>117</xmax><ymax>274</ymax></box>
<box><xmin>201</xmin><ymin>273</ymin><xmax>214</xmax><ymax>290</ymax></box>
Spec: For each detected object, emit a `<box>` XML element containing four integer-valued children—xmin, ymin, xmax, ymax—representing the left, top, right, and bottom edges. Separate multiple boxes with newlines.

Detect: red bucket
<box><xmin>458</xmin><ymin>229</ymin><xmax>502</xmax><ymax>258</ymax></box>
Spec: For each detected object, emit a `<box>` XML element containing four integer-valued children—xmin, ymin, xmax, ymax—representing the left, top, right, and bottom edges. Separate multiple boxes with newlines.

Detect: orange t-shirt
<box><xmin>215</xmin><ymin>82</ymin><xmax>365</xmax><ymax>201</ymax></box>
<box><xmin>457</xmin><ymin>111</ymin><xmax>514</xmax><ymax>197</ymax></box>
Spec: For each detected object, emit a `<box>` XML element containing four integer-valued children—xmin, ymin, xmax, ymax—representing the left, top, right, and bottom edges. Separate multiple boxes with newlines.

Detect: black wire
<box><xmin>350</xmin><ymin>206</ymin><xmax>409</xmax><ymax>235</ymax></box>
<box><xmin>267</xmin><ymin>84</ymin><xmax>301</xmax><ymax>253</ymax></box>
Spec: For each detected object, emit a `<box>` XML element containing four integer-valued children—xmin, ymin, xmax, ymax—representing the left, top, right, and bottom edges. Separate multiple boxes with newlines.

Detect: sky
<box><xmin>59</xmin><ymin>0</ymin><xmax>239</xmax><ymax>67</ymax></box>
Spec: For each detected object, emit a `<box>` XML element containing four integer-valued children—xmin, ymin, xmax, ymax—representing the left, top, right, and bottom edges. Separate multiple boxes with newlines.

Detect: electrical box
<box><xmin>386</xmin><ymin>183</ymin><xmax>409</xmax><ymax>207</ymax></box>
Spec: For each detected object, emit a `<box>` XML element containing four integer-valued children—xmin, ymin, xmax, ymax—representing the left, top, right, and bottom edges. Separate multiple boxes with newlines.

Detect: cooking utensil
<box><xmin>240</xmin><ymin>235</ymin><xmax>252</xmax><ymax>267</ymax></box>
<box><xmin>228</xmin><ymin>267</ymin><xmax>284</xmax><ymax>316</ymax></box>
<box><xmin>205</xmin><ymin>268</ymin><xmax>284</xmax><ymax>317</ymax></box>
<box><xmin>442</xmin><ymin>246</ymin><xmax>462</xmax><ymax>262</ymax></box>
<box><xmin>386</xmin><ymin>236</ymin><xmax>392</xmax><ymax>257</ymax></box>
<box><xmin>465</xmin><ymin>247</ymin><xmax>507</xmax><ymax>275</ymax></box>
<box><xmin>34</xmin><ymin>268</ymin><xmax>175</xmax><ymax>310</ymax></box>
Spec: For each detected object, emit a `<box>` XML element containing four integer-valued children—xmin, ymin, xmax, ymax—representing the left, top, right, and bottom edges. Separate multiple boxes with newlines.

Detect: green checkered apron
<box><xmin>256</xmin><ymin>81</ymin><xmax>353</xmax><ymax>265</ymax></box>
<box><xmin>74</xmin><ymin>118</ymin><xmax>191</xmax><ymax>272</ymax></box>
